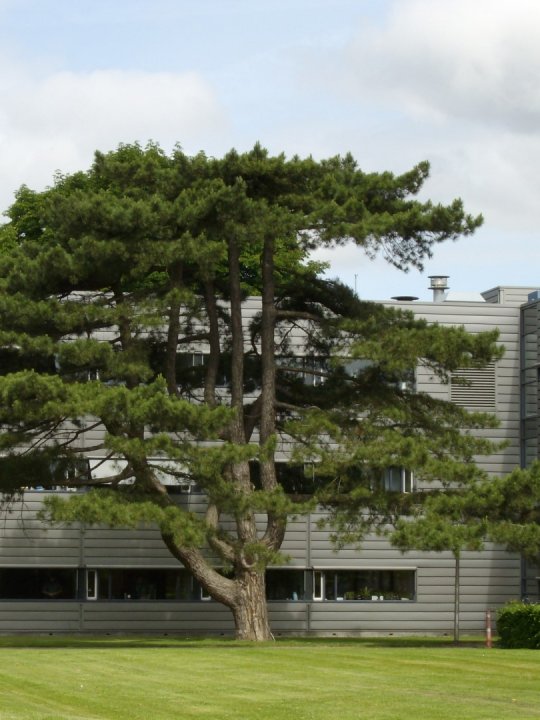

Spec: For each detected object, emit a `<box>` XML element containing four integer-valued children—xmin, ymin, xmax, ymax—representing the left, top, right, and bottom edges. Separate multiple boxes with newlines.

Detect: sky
<box><xmin>0</xmin><ymin>0</ymin><xmax>538</xmax><ymax>301</ymax></box>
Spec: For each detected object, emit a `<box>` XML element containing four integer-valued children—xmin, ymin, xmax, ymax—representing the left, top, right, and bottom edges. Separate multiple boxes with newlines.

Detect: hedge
<box><xmin>497</xmin><ymin>602</ymin><xmax>540</xmax><ymax>649</ymax></box>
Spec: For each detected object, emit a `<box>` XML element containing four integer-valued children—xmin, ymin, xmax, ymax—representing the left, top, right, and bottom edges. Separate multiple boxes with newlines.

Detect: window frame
<box><xmin>310</xmin><ymin>568</ymin><xmax>417</xmax><ymax>602</ymax></box>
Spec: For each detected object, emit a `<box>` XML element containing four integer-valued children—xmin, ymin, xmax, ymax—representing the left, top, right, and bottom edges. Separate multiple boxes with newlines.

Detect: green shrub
<box><xmin>497</xmin><ymin>602</ymin><xmax>540</xmax><ymax>649</ymax></box>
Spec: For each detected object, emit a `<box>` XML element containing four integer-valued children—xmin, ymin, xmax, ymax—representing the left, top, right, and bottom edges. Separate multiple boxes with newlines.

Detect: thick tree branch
<box><xmin>205</xmin><ymin>503</ymin><xmax>236</xmax><ymax>563</ymax></box>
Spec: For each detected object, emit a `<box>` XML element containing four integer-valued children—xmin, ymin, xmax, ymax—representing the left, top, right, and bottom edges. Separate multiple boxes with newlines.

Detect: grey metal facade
<box><xmin>0</xmin><ymin>284</ymin><xmax>538</xmax><ymax>635</ymax></box>
<box><xmin>520</xmin><ymin>291</ymin><xmax>540</xmax><ymax>600</ymax></box>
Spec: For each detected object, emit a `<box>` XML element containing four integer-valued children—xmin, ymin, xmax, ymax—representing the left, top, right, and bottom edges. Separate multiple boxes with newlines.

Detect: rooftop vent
<box><xmin>429</xmin><ymin>275</ymin><xmax>449</xmax><ymax>302</ymax></box>
<box><xmin>391</xmin><ymin>295</ymin><xmax>419</xmax><ymax>302</ymax></box>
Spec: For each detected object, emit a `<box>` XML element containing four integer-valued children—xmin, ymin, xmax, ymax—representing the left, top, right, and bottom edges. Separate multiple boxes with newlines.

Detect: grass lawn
<box><xmin>0</xmin><ymin>636</ymin><xmax>538</xmax><ymax>720</ymax></box>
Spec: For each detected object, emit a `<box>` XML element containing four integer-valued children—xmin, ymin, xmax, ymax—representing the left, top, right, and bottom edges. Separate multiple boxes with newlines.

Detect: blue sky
<box><xmin>1</xmin><ymin>0</ymin><xmax>539</xmax><ymax>300</ymax></box>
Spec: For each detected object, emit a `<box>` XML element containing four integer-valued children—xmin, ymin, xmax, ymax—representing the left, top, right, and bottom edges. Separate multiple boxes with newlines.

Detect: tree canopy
<box><xmin>0</xmin><ymin>143</ymin><xmax>500</xmax><ymax>640</ymax></box>
<box><xmin>390</xmin><ymin>461</ymin><xmax>540</xmax><ymax>641</ymax></box>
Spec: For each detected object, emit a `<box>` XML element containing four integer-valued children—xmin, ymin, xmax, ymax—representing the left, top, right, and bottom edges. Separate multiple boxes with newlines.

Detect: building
<box><xmin>0</xmin><ymin>282</ymin><xmax>538</xmax><ymax>635</ymax></box>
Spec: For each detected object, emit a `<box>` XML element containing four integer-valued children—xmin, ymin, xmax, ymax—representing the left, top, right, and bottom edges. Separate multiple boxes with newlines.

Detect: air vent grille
<box><xmin>450</xmin><ymin>364</ymin><xmax>496</xmax><ymax>410</ymax></box>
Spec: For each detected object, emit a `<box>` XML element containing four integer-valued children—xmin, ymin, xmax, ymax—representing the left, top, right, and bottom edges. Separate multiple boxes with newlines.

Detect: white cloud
<box><xmin>292</xmin><ymin>0</ymin><xmax>540</xmax><ymax>250</ymax></box>
<box><xmin>0</xmin><ymin>65</ymin><xmax>226</xmax><ymax>211</ymax></box>
<box><xmin>299</xmin><ymin>0</ymin><xmax>540</xmax><ymax>296</ymax></box>
<box><xmin>343</xmin><ymin>0</ymin><xmax>540</xmax><ymax>132</ymax></box>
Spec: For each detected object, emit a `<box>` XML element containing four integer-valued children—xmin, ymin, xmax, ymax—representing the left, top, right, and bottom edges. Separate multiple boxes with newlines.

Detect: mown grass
<box><xmin>0</xmin><ymin>635</ymin><xmax>538</xmax><ymax>720</ymax></box>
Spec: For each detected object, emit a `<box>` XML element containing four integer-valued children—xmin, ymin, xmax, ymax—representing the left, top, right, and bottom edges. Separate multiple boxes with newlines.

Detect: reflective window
<box><xmin>382</xmin><ymin>467</ymin><xmax>414</xmax><ymax>493</ymax></box>
<box><xmin>266</xmin><ymin>570</ymin><xmax>305</xmax><ymax>601</ymax></box>
<box><xmin>92</xmin><ymin>568</ymin><xmax>197</xmax><ymax>600</ymax></box>
<box><xmin>0</xmin><ymin>568</ymin><xmax>77</xmax><ymax>600</ymax></box>
<box><xmin>312</xmin><ymin>569</ymin><xmax>415</xmax><ymax>601</ymax></box>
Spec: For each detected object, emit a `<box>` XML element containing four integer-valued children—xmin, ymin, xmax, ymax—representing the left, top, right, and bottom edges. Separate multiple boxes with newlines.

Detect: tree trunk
<box><xmin>231</xmin><ymin>569</ymin><xmax>272</xmax><ymax>641</ymax></box>
<box><xmin>165</xmin><ymin>261</ymin><xmax>183</xmax><ymax>396</ymax></box>
<box><xmin>453</xmin><ymin>550</ymin><xmax>460</xmax><ymax>644</ymax></box>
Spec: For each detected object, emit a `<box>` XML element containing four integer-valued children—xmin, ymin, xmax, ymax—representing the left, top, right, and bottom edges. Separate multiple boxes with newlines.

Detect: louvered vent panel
<box><xmin>450</xmin><ymin>364</ymin><xmax>496</xmax><ymax>410</ymax></box>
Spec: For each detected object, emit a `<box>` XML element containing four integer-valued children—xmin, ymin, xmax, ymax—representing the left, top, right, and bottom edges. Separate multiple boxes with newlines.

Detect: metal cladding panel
<box><xmin>273</xmin><ymin>520</ymin><xmax>308</xmax><ymax>562</ymax></box>
<box><xmin>482</xmin><ymin>288</ymin><xmax>501</xmax><ymax>304</ymax></box>
<box><xmin>306</xmin><ymin>602</ymin><xmax>456</xmax><ymax>633</ymax></box>
<box><xmin>0</xmin><ymin>603</ymin><xmax>81</xmax><ymax>631</ymax></box>
<box><xmin>482</xmin><ymin>286</ymin><xmax>540</xmax><ymax>306</ymax></box>
<box><xmin>81</xmin><ymin>602</ymin><xmax>235</xmax><ymax>633</ymax></box>
<box><xmin>305</xmin><ymin>602</ymin><xmax>492</xmax><ymax>634</ymax></box>
<box><xmin>0</xmin><ymin>620</ymin><xmax>82</xmax><ymax>632</ymax></box>
<box><xmin>267</xmin><ymin>603</ymin><xmax>308</xmax><ymax>621</ymax></box>
<box><xmin>0</xmin><ymin>495</ymin><xmax>81</xmax><ymax>565</ymax></box>
<box><xmin>82</xmin><ymin>526</ymin><xmax>177</xmax><ymax>566</ymax></box>
<box><xmin>0</xmin><ymin>292</ymin><xmax>532</xmax><ymax>635</ymax></box>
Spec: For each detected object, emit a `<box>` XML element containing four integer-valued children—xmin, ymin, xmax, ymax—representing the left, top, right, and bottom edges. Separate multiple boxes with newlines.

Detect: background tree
<box><xmin>0</xmin><ymin>143</ymin><xmax>500</xmax><ymax>640</ymax></box>
<box><xmin>473</xmin><ymin>462</ymin><xmax>540</xmax><ymax>561</ymax></box>
<box><xmin>390</xmin><ymin>494</ymin><xmax>488</xmax><ymax>643</ymax></box>
<box><xmin>390</xmin><ymin>462</ymin><xmax>540</xmax><ymax>642</ymax></box>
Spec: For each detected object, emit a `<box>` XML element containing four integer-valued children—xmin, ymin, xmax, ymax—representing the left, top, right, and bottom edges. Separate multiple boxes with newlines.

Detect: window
<box><xmin>343</xmin><ymin>359</ymin><xmax>416</xmax><ymax>392</ymax></box>
<box><xmin>0</xmin><ymin>568</ymin><xmax>77</xmax><ymax>600</ymax></box>
<box><xmin>0</xmin><ymin>347</ymin><xmax>56</xmax><ymax>375</ymax></box>
<box><xmin>266</xmin><ymin>570</ymin><xmax>305</xmax><ymax>600</ymax></box>
<box><xmin>51</xmin><ymin>457</ymin><xmax>91</xmax><ymax>486</ymax></box>
<box><xmin>1</xmin><ymin>567</ymin><xmax>415</xmax><ymax>603</ymax></box>
<box><xmin>177</xmin><ymin>352</ymin><xmax>205</xmax><ymax>368</ymax></box>
<box><xmin>174</xmin><ymin>352</ymin><xmax>232</xmax><ymax>389</ymax></box>
<box><xmin>343</xmin><ymin>358</ymin><xmax>373</xmax><ymax>377</ymax></box>
<box><xmin>249</xmin><ymin>462</ymin><xmax>329</xmax><ymax>495</ymax></box>
<box><xmin>0</xmin><ymin>455</ymin><xmax>89</xmax><ymax>492</ymax></box>
<box><xmin>381</xmin><ymin>467</ymin><xmax>414</xmax><ymax>493</ymax></box>
<box><xmin>276</xmin><ymin>356</ymin><xmax>328</xmax><ymax>387</ymax></box>
<box><xmin>88</xmin><ymin>569</ymin><xmax>198</xmax><ymax>600</ymax></box>
<box><xmin>522</xmin><ymin>419</ymin><xmax>539</xmax><ymax>467</ymax></box>
<box><xmin>313</xmin><ymin>571</ymin><xmax>324</xmax><ymax>601</ymax></box>
<box><xmin>302</xmin><ymin>357</ymin><xmax>328</xmax><ymax>386</ymax></box>
<box><xmin>311</xmin><ymin>569</ymin><xmax>415</xmax><ymax>601</ymax></box>
<box><xmin>87</xmin><ymin>570</ymin><xmax>98</xmax><ymax>600</ymax></box>
<box><xmin>174</xmin><ymin>352</ymin><xmax>207</xmax><ymax>390</ymax></box>
<box><xmin>61</xmin><ymin>367</ymin><xmax>101</xmax><ymax>383</ymax></box>
<box><xmin>277</xmin><ymin>463</ymin><xmax>323</xmax><ymax>495</ymax></box>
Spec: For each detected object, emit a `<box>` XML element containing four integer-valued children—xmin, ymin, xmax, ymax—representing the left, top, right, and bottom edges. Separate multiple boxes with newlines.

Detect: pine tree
<box><xmin>0</xmin><ymin>143</ymin><xmax>500</xmax><ymax>640</ymax></box>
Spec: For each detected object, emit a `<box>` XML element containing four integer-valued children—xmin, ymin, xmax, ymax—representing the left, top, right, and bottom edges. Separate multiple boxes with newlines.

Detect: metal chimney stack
<box><xmin>428</xmin><ymin>275</ymin><xmax>449</xmax><ymax>302</ymax></box>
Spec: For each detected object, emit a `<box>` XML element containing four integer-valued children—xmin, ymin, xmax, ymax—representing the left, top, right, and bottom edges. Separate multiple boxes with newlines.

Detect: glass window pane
<box><xmin>522</xmin><ymin>334</ymin><xmax>538</xmax><ymax>367</ymax></box>
<box><xmin>313</xmin><ymin>571</ymin><xmax>323</xmax><ymax>601</ymax></box>
<box><xmin>324</xmin><ymin>571</ymin><xmax>336</xmax><ymax>600</ymax></box>
<box><xmin>403</xmin><ymin>470</ymin><xmax>413</xmax><ymax>493</ymax></box>
<box><xmin>383</xmin><ymin>467</ymin><xmax>402</xmax><ymax>491</ymax></box>
<box><xmin>523</xmin><ymin>382</ymin><xmax>538</xmax><ymax>418</ymax></box>
<box><xmin>266</xmin><ymin>570</ymin><xmax>305</xmax><ymax>600</ymax></box>
<box><xmin>95</xmin><ymin>569</ymin><xmax>196</xmax><ymax>600</ymax></box>
<box><xmin>522</xmin><ymin>306</ymin><xmax>538</xmax><ymax>336</ymax></box>
<box><xmin>312</xmin><ymin>569</ymin><xmax>415</xmax><ymax>601</ymax></box>
<box><xmin>0</xmin><ymin>568</ymin><xmax>77</xmax><ymax>600</ymax></box>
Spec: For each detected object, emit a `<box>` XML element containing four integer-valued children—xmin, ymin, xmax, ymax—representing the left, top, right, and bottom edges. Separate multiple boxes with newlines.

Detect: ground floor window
<box><xmin>90</xmin><ymin>568</ymin><xmax>308</xmax><ymax>601</ymax></box>
<box><xmin>0</xmin><ymin>566</ymin><xmax>415</xmax><ymax>602</ymax></box>
<box><xmin>89</xmin><ymin>569</ymin><xmax>198</xmax><ymax>600</ymax></box>
<box><xmin>0</xmin><ymin>568</ymin><xmax>77</xmax><ymax>600</ymax></box>
<box><xmin>266</xmin><ymin>569</ymin><xmax>305</xmax><ymax>600</ymax></box>
<box><xmin>313</xmin><ymin>569</ymin><xmax>415</xmax><ymax>601</ymax></box>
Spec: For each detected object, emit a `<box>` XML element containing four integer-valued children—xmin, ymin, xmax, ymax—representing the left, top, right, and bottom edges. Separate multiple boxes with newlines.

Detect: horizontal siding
<box><xmin>81</xmin><ymin>602</ymin><xmax>235</xmax><ymax>633</ymax></box>
<box><xmin>485</xmin><ymin>287</ymin><xmax>540</xmax><ymax>305</ymax></box>
<box><xmin>409</xmin><ymin>296</ymin><xmax>521</xmax><ymax>479</ymax></box>
<box><xmin>0</xmin><ymin>291</ymin><xmax>530</xmax><ymax>635</ymax></box>
<box><xmin>0</xmin><ymin>602</ymin><xmax>81</xmax><ymax>632</ymax></box>
<box><xmin>0</xmin><ymin>598</ymin><xmax>511</xmax><ymax>634</ymax></box>
<box><xmin>0</xmin><ymin>495</ymin><xmax>81</xmax><ymax>565</ymax></box>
